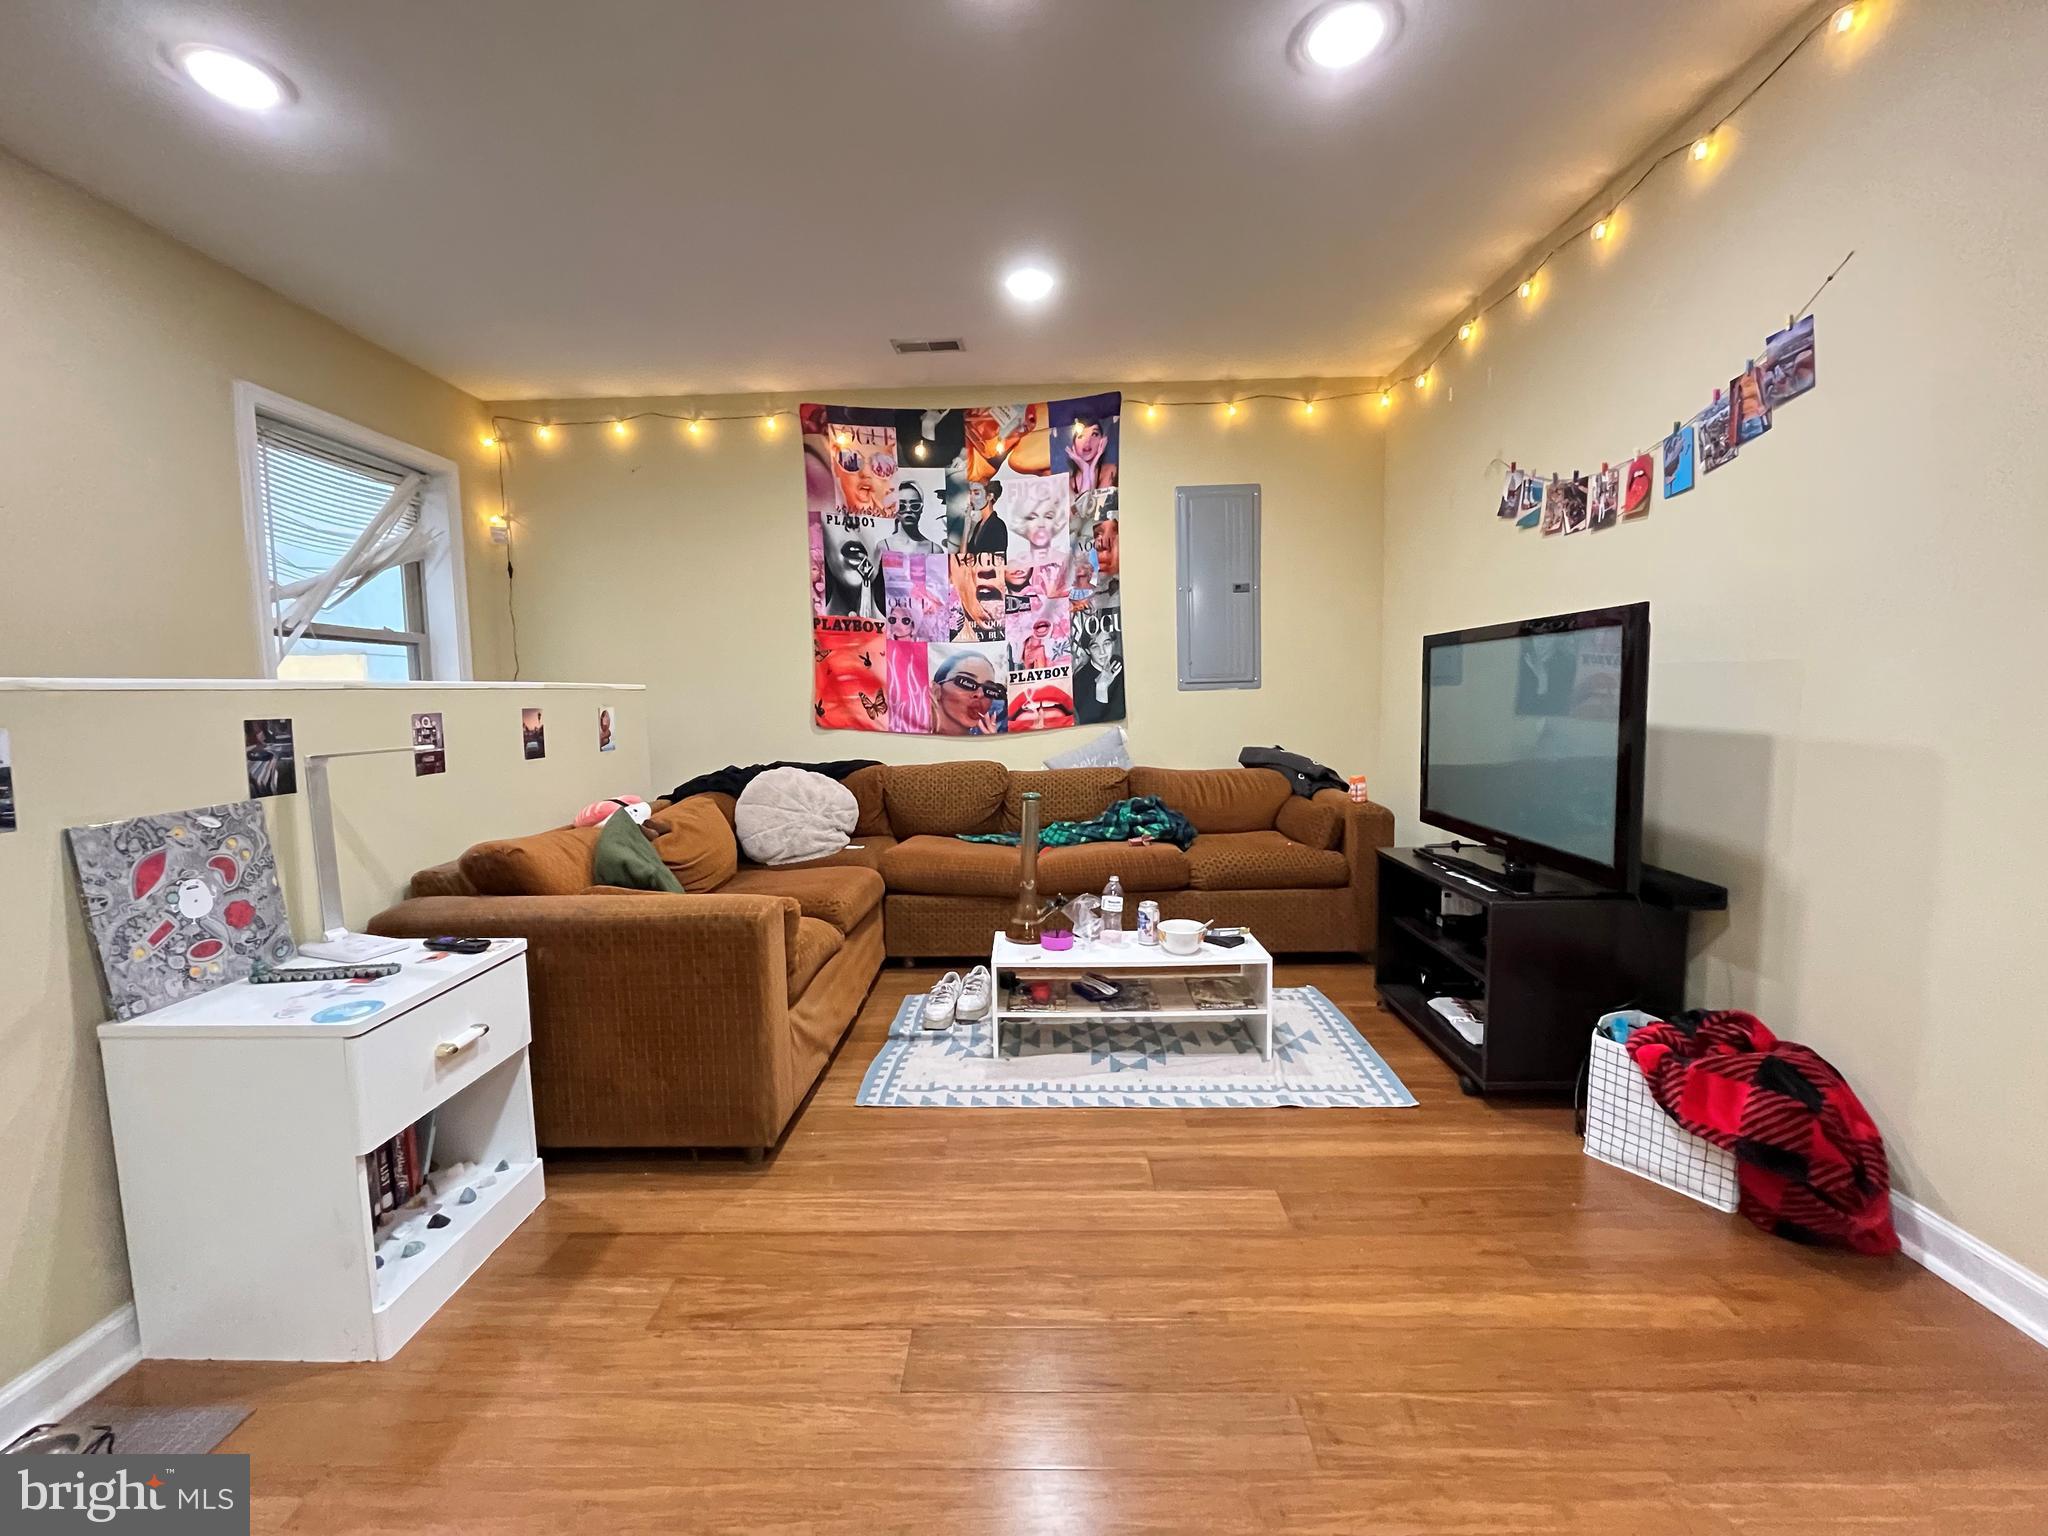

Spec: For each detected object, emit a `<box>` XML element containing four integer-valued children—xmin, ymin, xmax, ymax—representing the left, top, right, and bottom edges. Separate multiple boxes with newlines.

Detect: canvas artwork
<box><xmin>804</xmin><ymin>394</ymin><xmax>1123</xmax><ymax>735</ymax></box>
<box><xmin>67</xmin><ymin>800</ymin><xmax>296</xmax><ymax>1019</ymax></box>
<box><xmin>1762</xmin><ymin>315</ymin><xmax>1816</xmax><ymax>407</ymax></box>
<box><xmin>1588</xmin><ymin>466</ymin><xmax>1622</xmax><ymax>531</ymax></box>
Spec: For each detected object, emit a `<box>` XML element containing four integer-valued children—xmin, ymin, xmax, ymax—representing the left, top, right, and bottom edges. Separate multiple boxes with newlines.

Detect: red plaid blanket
<box><xmin>1626</xmin><ymin>1010</ymin><xmax>1898</xmax><ymax>1254</ymax></box>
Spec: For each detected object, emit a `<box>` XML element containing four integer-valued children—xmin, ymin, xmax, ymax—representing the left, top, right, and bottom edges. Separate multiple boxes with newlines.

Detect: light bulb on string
<box><xmin>610</xmin><ymin>419</ymin><xmax>628</xmax><ymax>439</ymax></box>
<box><xmin>761</xmin><ymin>414</ymin><xmax>778</xmax><ymax>435</ymax></box>
<box><xmin>1302</xmin><ymin>401</ymin><xmax>1316</xmax><ymax>417</ymax></box>
<box><xmin>1378</xmin><ymin>390</ymin><xmax>1392</xmax><ymax>409</ymax></box>
<box><xmin>913</xmin><ymin>440</ymin><xmax>927</xmax><ymax>460</ymax></box>
<box><xmin>1592</xmin><ymin>218</ymin><xmax>1610</xmax><ymax>241</ymax></box>
<box><xmin>535</xmin><ymin>424</ymin><xmax>554</xmax><ymax>443</ymax></box>
<box><xmin>1145</xmin><ymin>404</ymin><xmax>1159</xmax><ymax>420</ymax></box>
<box><xmin>1692</xmin><ymin>135</ymin><xmax>1713</xmax><ymax>161</ymax></box>
<box><xmin>1519</xmin><ymin>279</ymin><xmax>1534</xmax><ymax>300</ymax></box>
<box><xmin>480</xmin><ymin>433</ymin><xmax>498</xmax><ymax>449</ymax></box>
<box><xmin>1458</xmin><ymin>322</ymin><xmax>1474</xmax><ymax>343</ymax></box>
<box><xmin>1833</xmin><ymin>4</ymin><xmax>1857</xmax><ymax>33</ymax></box>
<box><xmin>1415</xmin><ymin>372</ymin><xmax>1430</xmax><ymax>390</ymax></box>
<box><xmin>687</xmin><ymin>419</ymin><xmax>704</xmax><ymax>438</ymax></box>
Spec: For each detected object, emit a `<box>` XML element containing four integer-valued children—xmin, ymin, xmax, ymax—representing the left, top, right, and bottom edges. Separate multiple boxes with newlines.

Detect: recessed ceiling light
<box><xmin>1294</xmin><ymin>2</ymin><xmax>1394</xmax><ymax>72</ymax></box>
<box><xmin>169</xmin><ymin>44</ymin><xmax>292</xmax><ymax>111</ymax></box>
<box><xmin>1003</xmin><ymin>265</ymin><xmax>1056</xmax><ymax>303</ymax></box>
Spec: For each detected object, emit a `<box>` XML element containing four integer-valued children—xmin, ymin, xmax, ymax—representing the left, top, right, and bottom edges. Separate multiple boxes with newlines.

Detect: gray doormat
<box><xmin>6</xmin><ymin>1402</ymin><xmax>248</xmax><ymax>1455</ymax></box>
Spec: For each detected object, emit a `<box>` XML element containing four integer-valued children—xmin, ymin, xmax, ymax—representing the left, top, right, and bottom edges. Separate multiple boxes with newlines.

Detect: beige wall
<box><xmin>0</xmin><ymin>680</ymin><xmax>645</xmax><ymax>1386</ymax></box>
<box><xmin>1377</xmin><ymin>0</ymin><xmax>2048</xmax><ymax>1270</ymax></box>
<box><xmin>0</xmin><ymin>147</ymin><xmax>511</xmax><ymax>681</ymax></box>
<box><xmin>488</xmin><ymin>382</ymin><xmax>1385</xmax><ymax>790</ymax></box>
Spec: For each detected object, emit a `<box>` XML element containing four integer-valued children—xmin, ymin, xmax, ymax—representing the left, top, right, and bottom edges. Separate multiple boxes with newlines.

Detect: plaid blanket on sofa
<box><xmin>959</xmin><ymin>795</ymin><xmax>1198</xmax><ymax>851</ymax></box>
<box><xmin>1626</xmin><ymin>1009</ymin><xmax>1899</xmax><ymax>1254</ymax></box>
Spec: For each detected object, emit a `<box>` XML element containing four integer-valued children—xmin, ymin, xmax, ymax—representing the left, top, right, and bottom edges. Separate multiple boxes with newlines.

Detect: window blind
<box><xmin>255</xmin><ymin>417</ymin><xmax>435</xmax><ymax>652</ymax></box>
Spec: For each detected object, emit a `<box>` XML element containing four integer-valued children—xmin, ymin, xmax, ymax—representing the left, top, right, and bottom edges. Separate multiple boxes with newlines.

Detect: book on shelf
<box><xmin>1099</xmin><ymin>981</ymin><xmax>1159</xmax><ymax>1012</ymax></box>
<box><xmin>1188</xmin><ymin>977</ymin><xmax>1254</xmax><ymax>1011</ymax></box>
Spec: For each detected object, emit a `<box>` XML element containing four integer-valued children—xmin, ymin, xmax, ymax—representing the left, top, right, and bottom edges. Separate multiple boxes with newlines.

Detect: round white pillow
<box><xmin>733</xmin><ymin>768</ymin><xmax>858</xmax><ymax>867</ymax></box>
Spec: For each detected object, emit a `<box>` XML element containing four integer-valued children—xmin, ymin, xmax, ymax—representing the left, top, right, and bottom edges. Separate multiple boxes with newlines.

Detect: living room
<box><xmin>3</xmin><ymin>0</ymin><xmax>2045</xmax><ymax>1527</ymax></box>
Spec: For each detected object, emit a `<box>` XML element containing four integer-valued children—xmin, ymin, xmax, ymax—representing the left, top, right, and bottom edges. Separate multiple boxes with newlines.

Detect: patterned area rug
<box><xmin>857</xmin><ymin>985</ymin><xmax>1416</xmax><ymax>1109</ymax></box>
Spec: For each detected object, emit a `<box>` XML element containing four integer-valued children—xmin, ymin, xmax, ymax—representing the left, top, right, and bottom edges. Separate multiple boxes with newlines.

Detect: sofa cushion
<box><xmin>786</xmin><ymin>916</ymin><xmax>844</xmax><ymax>1003</ymax></box>
<box><xmin>1001</xmin><ymin>767</ymin><xmax>1130</xmax><ymax>832</ymax></box>
<box><xmin>1275</xmin><ymin>794</ymin><xmax>1343</xmax><ymax>851</ymax></box>
<box><xmin>880</xmin><ymin>836</ymin><xmax>1188</xmax><ymax>898</ymax></box>
<box><xmin>648</xmin><ymin>797</ymin><xmax>741</xmax><ymax>892</ymax></box>
<box><xmin>734</xmin><ymin>768</ymin><xmax>858</xmax><ymax>866</ymax></box>
<box><xmin>1185</xmin><ymin>831</ymin><xmax>1350</xmax><ymax>891</ymax></box>
<box><xmin>1126</xmin><ymin>767</ymin><xmax>1292</xmax><ymax>834</ymax></box>
<box><xmin>718</xmin><ymin>866</ymin><xmax>885</xmax><ymax>935</ymax></box>
<box><xmin>882</xmin><ymin>760</ymin><xmax>1008</xmax><ymax>837</ymax></box>
<box><xmin>755</xmin><ymin>834</ymin><xmax>898</xmax><ymax>875</ymax></box>
<box><xmin>592</xmin><ymin>809</ymin><xmax>687</xmax><ymax>894</ymax></box>
<box><xmin>407</xmin><ymin>861</ymin><xmax>477</xmax><ymax>899</ymax></box>
<box><xmin>842</xmin><ymin>764</ymin><xmax>891</xmax><ymax>836</ymax></box>
<box><xmin>458</xmin><ymin>825</ymin><xmax>601</xmax><ymax>897</ymax></box>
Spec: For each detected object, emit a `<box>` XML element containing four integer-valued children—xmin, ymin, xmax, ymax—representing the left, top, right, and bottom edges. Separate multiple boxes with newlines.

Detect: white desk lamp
<box><xmin>297</xmin><ymin>747</ymin><xmax>414</xmax><ymax>963</ymax></box>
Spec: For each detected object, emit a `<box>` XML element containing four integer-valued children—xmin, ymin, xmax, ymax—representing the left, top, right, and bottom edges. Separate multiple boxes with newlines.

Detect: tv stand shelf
<box><xmin>1374</xmin><ymin>848</ymin><xmax>1704</xmax><ymax>1096</ymax></box>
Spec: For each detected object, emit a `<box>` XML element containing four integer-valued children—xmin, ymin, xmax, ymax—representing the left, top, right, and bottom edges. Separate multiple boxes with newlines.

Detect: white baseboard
<box><xmin>1893</xmin><ymin>1194</ymin><xmax>2048</xmax><ymax>1349</ymax></box>
<box><xmin>0</xmin><ymin>1305</ymin><xmax>142</xmax><ymax>1448</ymax></box>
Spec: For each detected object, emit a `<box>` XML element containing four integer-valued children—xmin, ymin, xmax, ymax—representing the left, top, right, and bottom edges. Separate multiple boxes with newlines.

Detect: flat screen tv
<box><xmin>1419</xmin><ymin>602</ymin><xmax>1650</xmax><ymax>891</ymax></box>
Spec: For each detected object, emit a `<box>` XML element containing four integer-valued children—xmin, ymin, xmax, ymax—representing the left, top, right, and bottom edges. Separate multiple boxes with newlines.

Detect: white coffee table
<box><xmin>988</xmin><ymin>929</ymin><xmax>1276</xmax><ymax>1061</ymax></box>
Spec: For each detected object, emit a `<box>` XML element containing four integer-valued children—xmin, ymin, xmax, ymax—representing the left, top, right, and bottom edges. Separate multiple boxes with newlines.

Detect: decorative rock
<box><xmin>400</xmin><ymin>1240</ymin><xmax>425</xmax><ymax>1259</ymax></box>
<box><xmin>495</xmin><ymin>1159</ymin><xmax>510</xmax><ymax>1173</ymax></box>
<box><xmin>457</xmin><ymin>1187</ymin><xmax>478</xmax><ymax>1205</ymax></box>
<box><xmin>427</xmin><ymin>1212</ymin><xmax>451</xmax><ymax>1229</ymax></box>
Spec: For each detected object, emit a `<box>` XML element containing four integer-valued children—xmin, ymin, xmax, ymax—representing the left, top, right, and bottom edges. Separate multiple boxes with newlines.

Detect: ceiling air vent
<box><xmin>890</xmin><ymin>337</ymin><xmax>965</xmax><ymax>354</ymax></box>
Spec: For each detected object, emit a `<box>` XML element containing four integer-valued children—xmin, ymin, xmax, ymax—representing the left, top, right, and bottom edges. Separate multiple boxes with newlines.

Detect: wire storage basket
<box><xmin>1583</xmin><ymin>1010</ymin><xmax>1739</xmax><ymax>1213</ymax></box>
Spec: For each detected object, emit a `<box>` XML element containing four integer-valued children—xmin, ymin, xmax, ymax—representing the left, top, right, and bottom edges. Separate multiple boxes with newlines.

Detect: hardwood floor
<box><xmin>104</xmin><ymin>962</ymin><xmax>2048</xmax><ymax>1533</ymax></box>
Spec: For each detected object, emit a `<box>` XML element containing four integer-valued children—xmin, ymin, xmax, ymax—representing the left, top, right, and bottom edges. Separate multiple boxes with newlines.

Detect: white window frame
<box><xmin>233</xmin><ymin>381</ymin><xmax>474</xmax><ymax>681</ymax></box>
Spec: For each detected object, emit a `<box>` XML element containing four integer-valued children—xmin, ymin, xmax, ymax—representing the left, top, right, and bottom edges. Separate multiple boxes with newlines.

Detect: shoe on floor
<box><xmin>924</xmin><ymin>971</ymin><xmax>963</xmax><ymax>1029</ymax></box>
<box><xmin>956</xmin><ymin>964</ymin><xmax>993</xmax><ymax>1022</ymax></box>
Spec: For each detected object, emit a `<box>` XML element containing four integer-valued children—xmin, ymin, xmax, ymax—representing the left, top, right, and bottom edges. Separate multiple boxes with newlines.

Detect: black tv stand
<box><xmin>1375</xmin><ymin>847</ymin><xmax>1723</xmax><ymax>1096</ymax></box>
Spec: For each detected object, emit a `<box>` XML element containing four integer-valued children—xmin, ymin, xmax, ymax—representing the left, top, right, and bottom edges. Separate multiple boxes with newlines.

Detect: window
<box><xmin>1175</xmin><ymin>483</ymin><xmax>1261</xmax><ymax>689</ymax></box>
<box><xmin>236</xmin><ymin>384</ymin><xmax>471</xmax><ymax>681</ymax></box>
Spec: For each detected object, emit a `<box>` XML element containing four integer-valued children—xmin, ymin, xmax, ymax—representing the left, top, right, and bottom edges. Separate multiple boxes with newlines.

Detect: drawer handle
<box><xmin>434</xmin><ymin>1023</ymin><xmax>490</xmax><ymax>1060</ymax></box>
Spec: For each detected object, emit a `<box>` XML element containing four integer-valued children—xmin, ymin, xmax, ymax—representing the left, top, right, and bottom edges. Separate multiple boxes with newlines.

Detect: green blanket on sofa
<box><xmin>958</xmin><ymin>795</ymin><xmax>1198</xmax><ymax>851</ymax></box>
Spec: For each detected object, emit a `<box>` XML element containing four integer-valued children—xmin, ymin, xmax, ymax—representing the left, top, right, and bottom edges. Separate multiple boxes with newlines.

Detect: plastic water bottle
<box><xmin>1101</xmin><ymin>875</ymin><xmax>1124</xmax><ymax>945</ymax></box>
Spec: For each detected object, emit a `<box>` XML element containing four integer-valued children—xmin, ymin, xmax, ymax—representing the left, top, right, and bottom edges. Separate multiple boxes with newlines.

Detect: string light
<box><xmin>1591</xmin><ymin>218</ymin><xmax>1610</xmax><ymax>241</ymax></box>
<box><xmin>1301</xmin><ymin>401</ymin><xmax>1316</xmax><ymax>417</ymax></box>
<box><xmin>1225</xmin><ymin>403</ymin><xmax>1239</xmax><ymax>418</ymax></box>
<box><xmin>1415</xmin><ymin>372</ymin><xmax>1430</xmax><ymax>390</ymax></box>
<box><xmin>1519</xmin><ymin>279</ymin><xmax>1534</xmax><ymax>299</ymax></box>
<box><xmin>1378</xmin><ymin>390</ymin><xmax>1392</xmax><ymax>409</ymax></box>
<box><xmin>610</xmin><ymin>419</ymin><xmax>628</xmax><ymax>438</ymax></box>
<box><xmin>686</xmin><ymin>418</ymin><xmax>703</xmax><ymax>438</ymax></box>
<box><xmin>1145</xmin><ymin>404</ymin><xmax>1158</xmax><ymax>420</ymax></box>
<box><xmin>1832</xmin><ymin>3</ymin><xmax>1857</xmax><ymax>33</ymax></box>
<box><xmin>1692</xmin><ymin>135</ymin><xmax>1713</xmax><ymax>161</ymax></box>
<box><xmin>761</xmin><ymin>415</ymin><xmax>778</xmax><ymax>435</ymax></box>
<box><xmin>1457</xmin><ymin>322</ymin><xmax>1474</xmax><ymax>342</ymax></box>
<box><xmin>913</xmin><ymin>440</ymin><xmax>928</xmax><ymax>459</ymax></box>
<box><xmin>479</xmin><ymin>433</ymin><xmax>498</xmax><ymax>449</ymax></box>
<box><xmin>534</xmin><ymin>424</ymin><xmax>554</xmax><ymax>443</ymax></box>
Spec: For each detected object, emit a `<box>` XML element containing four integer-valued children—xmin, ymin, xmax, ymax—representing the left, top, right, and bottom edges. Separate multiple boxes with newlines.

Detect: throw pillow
<box><xmin>734</xmin><ymin>767</ymin><xmax>857</xmax><ymax>866</ymax></box>
<box><xmin>1042</xmin><ymin>725</ymin><xmax>1133</xmax><ymax>772</ymax></box>
<box><xmin>591</xmin><ymin>807</ymin><xmax>685</xmax><ymax>894</ymax></box>
<box><xmin>648</xmin><ymin>797</ymin><xmax>740</xmax><ymax>891</ymax></box>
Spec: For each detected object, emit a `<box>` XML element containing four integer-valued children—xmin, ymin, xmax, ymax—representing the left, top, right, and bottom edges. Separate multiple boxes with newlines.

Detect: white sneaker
<box><xmin>924</xmin><ymin>971</ymin><xmax>963</xmax><ymax>1029</ymax></box>
<box><xmin>956</xmin><ymin>965</ymin><xmax>994</xmax><ymax>1022</ymax></box>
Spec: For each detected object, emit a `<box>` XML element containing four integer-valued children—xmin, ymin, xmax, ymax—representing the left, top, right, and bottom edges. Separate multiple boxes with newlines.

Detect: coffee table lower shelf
<box><xmin>988</xmin><ymin>929</ymin><xmax>1276</xmax><ymax>1062</ymax></box>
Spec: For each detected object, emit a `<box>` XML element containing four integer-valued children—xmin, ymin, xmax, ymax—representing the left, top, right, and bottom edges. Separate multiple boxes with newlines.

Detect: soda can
<box><xmin>1136</xmin><ymin>900</ymin><xmax>1161</xmax><ymax>946</ymax></box>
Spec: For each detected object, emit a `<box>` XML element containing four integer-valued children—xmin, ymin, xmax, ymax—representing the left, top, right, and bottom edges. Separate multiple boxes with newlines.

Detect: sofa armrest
<box><xmin>1311</xmin><ymin>788</ymin><xmax>1396</xmax><ymax>957</ymax></box>
<box><xmin>366</xmin><ymin>892</ymin><xmax>800</xmax><ymax>1147</ymax></box>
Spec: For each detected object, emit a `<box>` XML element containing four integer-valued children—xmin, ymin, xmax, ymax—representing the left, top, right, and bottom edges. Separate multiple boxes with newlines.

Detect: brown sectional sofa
<box><xmin>368</xmin><ymin>762</ymin><xmax>1391</xmax><ymax>1153</ymax></box>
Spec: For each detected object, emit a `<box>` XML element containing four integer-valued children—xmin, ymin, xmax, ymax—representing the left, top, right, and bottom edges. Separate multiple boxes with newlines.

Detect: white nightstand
<box><xmin>96</xmin><ymin>939</ymin><xmax>544</xmax><ymax>1362</ymax></box>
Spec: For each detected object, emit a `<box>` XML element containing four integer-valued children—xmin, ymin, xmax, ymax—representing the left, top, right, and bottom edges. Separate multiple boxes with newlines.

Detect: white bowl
<box><xmin>1158</xmin><ymin>919</ymin><xmax>1208</xmax><ymax>956</ymax></box>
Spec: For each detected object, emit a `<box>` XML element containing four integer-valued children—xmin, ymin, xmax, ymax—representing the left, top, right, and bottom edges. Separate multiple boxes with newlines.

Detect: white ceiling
<box><xmin>0</xmin><ymin>0</ymin><xmax>1813</xmax><ymax>400</ymax></box>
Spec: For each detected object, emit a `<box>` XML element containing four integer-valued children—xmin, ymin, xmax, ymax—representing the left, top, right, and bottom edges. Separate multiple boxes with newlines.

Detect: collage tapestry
<box><xmin>805</xmin><ymin>393</ymin><xmax>1124</xmax><ymax>735</ymax></box>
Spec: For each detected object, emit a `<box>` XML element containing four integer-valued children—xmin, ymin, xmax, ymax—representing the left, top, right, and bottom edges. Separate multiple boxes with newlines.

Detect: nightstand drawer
<box><xmin>344</xmin><ymin>955</ymin><xmax>531</xmax><ymax>1150</ymax></box>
